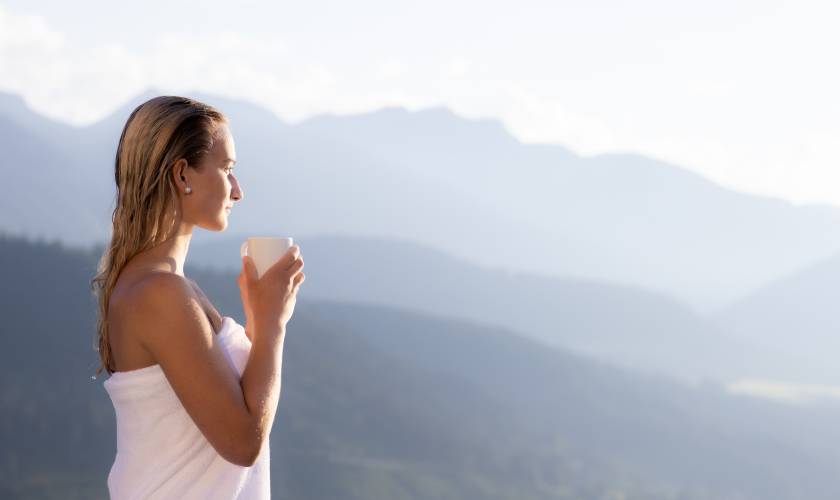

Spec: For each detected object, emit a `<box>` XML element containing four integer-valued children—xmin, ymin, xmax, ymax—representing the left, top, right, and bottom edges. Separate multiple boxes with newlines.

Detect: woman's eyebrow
<box><xmin>224</xmin><ymin>158</ymin><xmax>237</xmax><ymax>164</ymax></box>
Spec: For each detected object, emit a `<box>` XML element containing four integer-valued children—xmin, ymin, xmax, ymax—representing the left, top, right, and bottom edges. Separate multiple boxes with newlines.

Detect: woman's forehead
<box><xmin>210</xmin><ymin>125</ymin><xmax>236</xmax><ymax>159</ymax></box>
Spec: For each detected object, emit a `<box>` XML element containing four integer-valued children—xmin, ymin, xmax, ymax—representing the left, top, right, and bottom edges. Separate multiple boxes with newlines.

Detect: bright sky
<box><xmin>2</xmin><ymin>0</ymin><xmax>839</xmax><ymax>206</ymax></box>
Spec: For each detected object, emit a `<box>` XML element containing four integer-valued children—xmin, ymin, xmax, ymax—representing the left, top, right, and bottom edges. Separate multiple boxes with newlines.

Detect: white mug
<box><xmin>240</xmin><ymin>237</ymin><xmax>294</xmax><ymax>279</ymax></box>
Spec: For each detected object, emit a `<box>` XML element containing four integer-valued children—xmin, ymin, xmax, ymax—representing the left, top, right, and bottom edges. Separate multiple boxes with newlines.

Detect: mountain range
<box><xmin>185</xmin><ymin>233</ymin><xmax>776</xmax><ymax>384</ymax></box>
<box><xmin>5</xmin><ymin>89</ymin><xmax>840</xmax><ymax>312</ymax></box>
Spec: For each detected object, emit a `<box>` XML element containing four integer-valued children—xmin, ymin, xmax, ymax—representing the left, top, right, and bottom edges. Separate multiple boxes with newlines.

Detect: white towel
<box><xmin>103</xmin><ymin>316</ymin><xmax>270</xmax><ymax>499</ymax></box>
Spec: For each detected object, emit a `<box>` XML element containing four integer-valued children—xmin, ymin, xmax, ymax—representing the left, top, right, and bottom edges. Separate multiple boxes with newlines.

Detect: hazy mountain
<box><xmin>296</xmin><ymin>108</ymin><xmax>840</xmax><ymax>311</ymax></box>
<box><xmin>8</xmin><ymin>89</ymin><xmax>840</xmax><ymax>311</ymax></box>
<box><xmin>714</xmin><ymin>251</ymin><xmax>840</xmax><ymax>384</ymax></box>
<box><xmin>6</xmin><ymin>233</ymin><xmax>840</xmax><ymax>499</ymax></box>
<box><xmin>1</xmin><ymin>90</ymin><xmax>550</xmax><ymax>294</ymax></box>
<box><xmin>185</xmin><ymin>233</ymin><xmax>779</xmax><ymax>384</ymax></box>
<box><xmin>0</xmin><ymin>112</ymin><xmax>107</xmax><ymax>244</ymax></box>
<box><xmin>0</xmin><ymin>93</ymin><xmax>78</xmax><ymax>146</ymax></box>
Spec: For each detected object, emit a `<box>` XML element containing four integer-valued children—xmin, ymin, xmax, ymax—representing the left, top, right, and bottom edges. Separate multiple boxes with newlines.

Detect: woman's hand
<box><xmin>237</xmin><ymin>245</ymin><xmax>305</xmax><ymax>337</ymax></box>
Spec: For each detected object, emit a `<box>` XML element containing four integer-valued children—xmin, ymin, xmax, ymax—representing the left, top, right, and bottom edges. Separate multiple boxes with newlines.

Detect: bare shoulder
<box><xmin>108</xmin><ymin>272</ymin><xmax>196</xmax><ymax>370</ymax></box>
<box><xmin>130</xmin><ymin>272</ymin><xmax>196</xmax><ymax>314</ymax></box>
<box><xmin>127</xmin><ymin>272</ymin><xmax>211</xmax><ymax>353</ymax></box>
<box><xmin>132</xmin><ymin>271</ymin><xmax>192</xmax><ymax>300</ymax></box>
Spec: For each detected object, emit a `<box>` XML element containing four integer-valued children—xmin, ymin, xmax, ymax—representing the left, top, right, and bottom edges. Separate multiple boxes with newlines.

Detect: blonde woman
<box><xmin>90</xmin><ymin>96</ymin><xmax>304</xmax><ymax>499</ymax></box>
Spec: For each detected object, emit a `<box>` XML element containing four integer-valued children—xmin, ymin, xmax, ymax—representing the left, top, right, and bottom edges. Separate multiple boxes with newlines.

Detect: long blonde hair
<box><xmin>89</xmin><ymin>96</ymin><xmax>228</xmax><ymax>377</ymax></box>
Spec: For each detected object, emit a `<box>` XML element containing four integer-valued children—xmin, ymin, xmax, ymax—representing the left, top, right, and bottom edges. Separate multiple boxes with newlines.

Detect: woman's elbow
<box><xmin>231</xmin><ymin>431</ymin><xmax>267</xmax><ymax>467</ymax></box>
<box><xmin>222</xmin><ymin>445</ymin><xmax>258</xmax><ymax>467</ymax></box>
<box><xmin>238</xmin><ymin>439</ymin><xmax>265</xmax><ymax>467</ymax></box>
<box><xmin>216</xmin><ymin>431</ymin><xmax>262</xmax><ymax>467</ymax></box>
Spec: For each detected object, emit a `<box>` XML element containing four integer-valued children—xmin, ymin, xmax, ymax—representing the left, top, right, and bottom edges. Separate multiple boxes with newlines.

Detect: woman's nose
<box><xmin>231</xmin><ymin>177</ymin><xmax>244</xmax><ymax>202</ymax></box>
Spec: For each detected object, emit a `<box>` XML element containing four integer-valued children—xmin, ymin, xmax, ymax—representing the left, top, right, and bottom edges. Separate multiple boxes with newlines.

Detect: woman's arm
<box><xmin>244</xmin><ymin>320</ymin><xmax>254</xmax><ymax>343</ymax></box>
<box><xmin>133</xmin><ymin>274</ymin><xmax>286</xmax><ymax>466</ymax></box>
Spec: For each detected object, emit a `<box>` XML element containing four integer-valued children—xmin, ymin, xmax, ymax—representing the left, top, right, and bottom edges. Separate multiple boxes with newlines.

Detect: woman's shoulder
<box><xmin>119</xmin><ymin>272</ymin><xmax>196</xmax><ymax>316</ymax></box>
<box><xmin>110</xmin><ymin>271</ymin><xmax>198</xmax><ymax>338</ymax></box>
<box><xmin>109</xmin><ymin>271</ymin><xmax>195</xmax><ymax>371</ymax></box>
<box><xmin>112</xmin><ymin>270</ymin><xmax>190</xmax><ymax>309</ymax></box>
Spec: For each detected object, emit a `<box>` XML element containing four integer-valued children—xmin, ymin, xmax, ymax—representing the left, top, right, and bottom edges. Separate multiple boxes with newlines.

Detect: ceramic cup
<box><xmin>240</xmin><ymin>237</ymin><xmax>294</xmax><ymax>279</ymax></box>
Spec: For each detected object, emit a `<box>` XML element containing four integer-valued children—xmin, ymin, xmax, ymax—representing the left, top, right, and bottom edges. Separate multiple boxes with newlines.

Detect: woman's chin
<box><xmin>207</xmin><ymin>215</ymin><xmax>228</xmax><ymax>231</ymax></box>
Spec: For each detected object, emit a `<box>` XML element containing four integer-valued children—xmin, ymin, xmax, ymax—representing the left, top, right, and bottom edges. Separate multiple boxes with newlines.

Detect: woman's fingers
<box><xmin>242</xmin><ymin>256</ymin><xmax>258</xmax><ymax>283</ymax></box>
<box><xmin>292</xmin><ymin>272</ymin><xmax>305</xmax><ymax>294</ymax></box>
<box><xmin>289</xmin><ymin>257</ymin><xmax>304</xmax><ymax>277</ymax></box>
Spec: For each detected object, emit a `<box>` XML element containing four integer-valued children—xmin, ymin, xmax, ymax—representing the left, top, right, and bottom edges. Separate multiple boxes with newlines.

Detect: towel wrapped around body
<box><xmin>103</xmin><ymin>316</ymin><xmax>270</xmax><ymax>500</ymax></box>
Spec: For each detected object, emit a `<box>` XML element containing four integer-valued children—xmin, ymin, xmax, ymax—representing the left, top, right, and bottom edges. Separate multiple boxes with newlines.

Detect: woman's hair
<box><xmin>89</xmin><ymin>96</ymin><xmax>228</xmax><ymax>377</ymax></box>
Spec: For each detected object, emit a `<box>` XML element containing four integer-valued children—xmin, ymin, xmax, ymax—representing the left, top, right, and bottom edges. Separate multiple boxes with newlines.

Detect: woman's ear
<box><xmin>171</xmin><ymin>159</ymin><xmax>189</xmax><ymax>192</ymax></box>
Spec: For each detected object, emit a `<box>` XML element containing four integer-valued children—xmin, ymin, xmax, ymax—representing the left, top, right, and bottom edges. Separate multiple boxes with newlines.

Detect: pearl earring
<box><xmin>185</xmin><ymin>187</ymin><xmax>192</xmax><ymax>194</ymax></box>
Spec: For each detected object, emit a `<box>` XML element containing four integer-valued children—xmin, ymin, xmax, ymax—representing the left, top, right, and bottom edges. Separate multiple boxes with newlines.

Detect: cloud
<box><xmin>0</xmin><ymin>6</ymin><xmax>145</xmax><ymax>124</ymax></box>
<box><xmin>0</xmin><ymin>6</ymin><xmax>64</xmax><ymax>51</ymax></box>
<box><xmin>0</xmin><ymin>8</ymin><xmax>471</xmax><ymax>130</ymax></box>
<box><xmin>0</xmin><ymin>6</ymin><xmax>341</xmax><ymax>126</ymax></box>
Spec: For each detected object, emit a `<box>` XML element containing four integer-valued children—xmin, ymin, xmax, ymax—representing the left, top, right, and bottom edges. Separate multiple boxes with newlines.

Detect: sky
<box><xmin>2</xmin><ymin>0</ymin><xmax>840</xmax><ymax>207</ymax></box>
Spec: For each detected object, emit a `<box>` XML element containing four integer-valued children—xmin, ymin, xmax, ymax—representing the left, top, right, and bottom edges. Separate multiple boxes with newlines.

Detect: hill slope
<box><xmin>4</xmin><ymin>234</ymin><xmax>840</xmax><ymax>498</ymax></box>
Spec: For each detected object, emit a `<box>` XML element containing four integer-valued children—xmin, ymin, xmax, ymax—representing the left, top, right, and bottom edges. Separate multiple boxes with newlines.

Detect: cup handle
<box><xmin>240</xmin><ymin>241</ymin><xmax>249</xmax><ymax>259</ymax></box>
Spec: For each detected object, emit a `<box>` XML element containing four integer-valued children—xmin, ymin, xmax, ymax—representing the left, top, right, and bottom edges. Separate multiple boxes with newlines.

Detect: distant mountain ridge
<box><xmin>714</xmin><ymin>250</ymin><xmax>840</xmax><ymax>384</ymax></box>
<box><xmin>185</xmin><ymin>233</ymin><xmax>775</xmax><ymax>384</ymax></box>
<box><xmin>295</xmin><ymin>105</ymin><xmax>840</xmax><ymax>311</ymax></box>
<box><xmin>6</xmin><ymin>88</ymin><xmax>840</xmax><ymax>312</ymax></box>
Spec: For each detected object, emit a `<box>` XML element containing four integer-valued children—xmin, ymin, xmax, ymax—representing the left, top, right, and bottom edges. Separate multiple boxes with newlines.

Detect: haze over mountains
<box><xmin>186</xmin><ymin>233</ymin><xmax>774</xmax><ymax>384</ymax></box>
<box><xmin>715</xmin><ymin>253</ymin><xmax>840</xmax><ymax>385</ymax></box>
<box><xmin>5</xmin><ymin>89</ymin><xmax>840</xmax><ymax>312</ymax></box>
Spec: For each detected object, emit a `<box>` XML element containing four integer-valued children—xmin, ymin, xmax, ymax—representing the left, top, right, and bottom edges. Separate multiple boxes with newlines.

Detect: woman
<box><xmin>89</xmin><ymin>95</ymin><xmax>305</xmax><ymax>499</ymax></box>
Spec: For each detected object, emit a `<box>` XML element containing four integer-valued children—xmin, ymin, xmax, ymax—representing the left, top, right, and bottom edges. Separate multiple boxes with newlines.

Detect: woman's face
<box><xmin>178</xmin><ymin>122</ymin><xmax>244</xmax><ymax>231</ymax></box>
